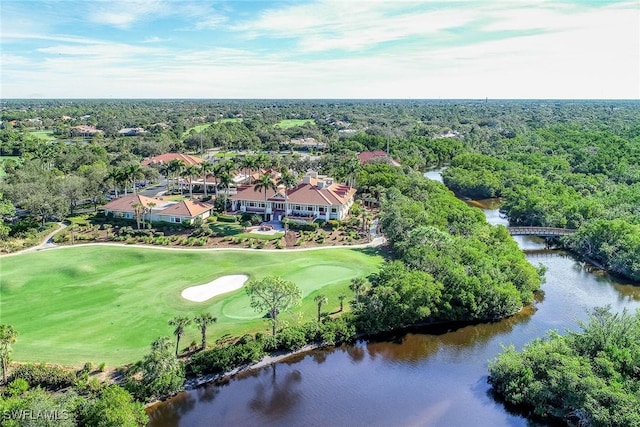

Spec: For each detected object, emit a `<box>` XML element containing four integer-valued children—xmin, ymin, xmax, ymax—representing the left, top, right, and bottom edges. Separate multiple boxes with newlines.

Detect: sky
<box><xmin>1</xmin><ymin>0</ymin><xmax>638</xmax><ymax>99</ymax></box>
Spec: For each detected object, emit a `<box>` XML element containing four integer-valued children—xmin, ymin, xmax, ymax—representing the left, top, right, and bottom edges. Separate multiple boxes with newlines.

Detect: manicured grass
<box><xmin>274</xmin><ymin>119</ymin><xmax>315</xmax><ymax>129</ymax></box>
<box><xmin>182</xmin><ymin>123</ymin><xmax>212</xmax><ymax>137</ymax></box>
<box><xmin>1</xmin><ymin>246</ymin><xmax>382</xmax><ymax>366</ymax></box>
<box><xmin>28</xmin><ymin>130</ymin><xmax>57</xmax><ymax>141</ymax></box>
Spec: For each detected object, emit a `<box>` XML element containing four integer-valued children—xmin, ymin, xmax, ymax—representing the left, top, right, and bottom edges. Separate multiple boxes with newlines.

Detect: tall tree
<box><xmin>199</xmin><ymin>161</ymin><xmax>214</xmax><ymax>198</ymax></box>
<box><xmin>125</xmin><ymin>164</ymin><xmax>144</xmax><ymax>195</ymax></box>
<box><xmin>245</xmin><ymin>276</ymin><xmax>302</xmax><ymax>335</ymax></box>
<box><xmin>0</xmin><ymin>324</ymin><xmax>17</xmax><ymax>384</ymax></box>
<box><xmin>350</xmin><ymin>277</ymin><xmax>370</xmax><ymax>305</ymax></box>
<box><xmin>314</xmin><ymin>294</ymin><xmax>328</xmax><ymax>321</ymax></box>
<box><xmin>338</xmin><ymin>294</ymin><xmax>346</xmax><ymax>312</ymax></box>
<box><xmin>132</xmin><ymin>202</ymin><xmax>145</xmax><ymax>229</ymax></box>
<box><xmin>166</xmin><ymin>159</ymin><xmax>185</xmax><ymax>194</ymax></box>
<box><xmin>184</xmin><ymin>164</ymin><xmax>200</xmax><ymax>199</ymax></box>
<box><xmin>193</xmin><ymin>312</ymin><xmax>217</xmax><ymax>350</ymax></box>
<box><xmin>254</xmin><ymin>173</ymin><xmax>277</xmax><ymax>222</ymax></box>
<box><xmin>168</xmin><ymin>316</ymin><xmax>191</xmax><ymax>356</ymax></box>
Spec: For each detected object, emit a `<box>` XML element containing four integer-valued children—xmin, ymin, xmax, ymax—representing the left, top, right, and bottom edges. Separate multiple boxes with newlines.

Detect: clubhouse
<box><xmin>229</xmin><ymin>172</ymin><xmax>356</xmax><ymax>222</ymax></box>
<box><xmin>102</xmin><ymin>194</ymin><xmax>212</xmax><ymax>225</ymax></box>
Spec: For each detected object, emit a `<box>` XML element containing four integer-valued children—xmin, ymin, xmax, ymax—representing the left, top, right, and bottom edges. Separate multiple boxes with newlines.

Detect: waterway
<box><xmin>148</xmin><ymin>174</ymin><xmax>640</xmax><ymax>427</ymax></box>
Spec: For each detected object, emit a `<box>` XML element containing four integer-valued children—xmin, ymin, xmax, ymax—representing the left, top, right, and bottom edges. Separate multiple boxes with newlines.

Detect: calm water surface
<box><xmin>148</xmin><ymin>176</ymin><xmax>640</xmax><ymax>427</ymax></box>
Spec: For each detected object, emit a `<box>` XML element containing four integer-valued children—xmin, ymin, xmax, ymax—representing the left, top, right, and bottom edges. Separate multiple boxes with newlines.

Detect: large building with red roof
<box><xmin>357</xmin><ymin>150</ymin><xmax>401</xmax><ymax>167</ymax></box>
<box><xmin>229</xmin><ymin>172</ymin><xmax>356</xmax><ymax>221</ymax></box>
<box><xmin>102</xmin><ymin>194</ymin><xmax>212</xmax><ymax>225</ymax></box>
<box><xmin>141</xmin><ymin>153</ymin><xmax>205</xmax><ymax>167</ymax></box>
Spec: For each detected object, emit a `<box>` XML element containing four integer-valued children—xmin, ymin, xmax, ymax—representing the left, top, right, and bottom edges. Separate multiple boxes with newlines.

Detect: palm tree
<box><xmin>184</xmin><ymin>164</ymin><xmax>200</xmax><ymax>199</ymax></box>
<box><xmin>125</xmin><ymin>164</ymin><xmax>144</xmax><ymax>194</ymax></box>
<box><xmin>145</xmin><ymin>202</ymin><xmax>156</xmax><ymax>228</ymax></box>
<box><xmin>213</xmin><ymin>160</ymin><xmax>235</xmax><ymax>197</ymax></box>
<box><xmin>277</xmin><ymin>170</ymin><xmax>298</xmax><ymax>222</ymax></box>
<box><xmin>338</xmin><ymin>294</ymin><xmax>346</xmax><ymax>312</ymax></box>
<box><xmin>132</xmin><ymin>202</ymin><xmax>145</xmax><ymax>229</ymax></box>
<box><xmin>193</xmin><ymin>313</ymin><xmax>217</xmax><ymax>350</ymax></box>
<box><xmin>167</xmin><ymin>159</ymin><xmax>185</xmax><ymax>194</ymax></box>
<box><xmin>350</xmin><ymin>277</ymin><xmax>369</xmax><ymax>305</ymax></box>
<box><xmin>314</xmin><ymin>295</ymin><xmax>328</xmax><ymax>322</ymax></box>
<box><xmin>241</xmin><ymin>154</ymin><xmax>257</xmax><ymax>183</ymax></box>
<box><xmin>168</xmin><ymin>316</ymin><xmax>191</xmax><ymax>356</ymax></box>
<box><xmin>254</xmin><ymin>173</ymin><xmax>277</xmax><ymax>222</ymax></box>
<box><xmin>0</xmin><ymin>324</ymin><xmax>18</xmax><ymax>384</ymax></box>
<box><xmin>199</xmin><ymin>161</ymin><xmax>215</xmax><ymax>198</ymax></box>
<box><xmin>108</xmin><ymin>167</ymin><xmax>127</xmax><ymax>197</ymax></box>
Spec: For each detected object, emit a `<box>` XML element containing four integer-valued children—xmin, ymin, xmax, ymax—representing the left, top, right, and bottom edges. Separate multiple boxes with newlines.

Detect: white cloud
<box><xmin>88</xmin><ymin>0</ymin><xmax>173</xmax><ymax>29</ymax></box>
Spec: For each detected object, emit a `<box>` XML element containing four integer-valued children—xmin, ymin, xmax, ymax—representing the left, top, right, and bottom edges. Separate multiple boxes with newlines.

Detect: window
<box><xmin>173</xmin><ymin>217</ymin><xmax>181</xmax><ymax>223</ymax></box>
<box><xmin>307</xmin><ymin>206</ymin><xmax>313</xmax><ymax>211</ymax></box>
<box><xmin>332</xmin><ymin>208</ymin><xmax>337</xmax><ymax>213</ymax></box>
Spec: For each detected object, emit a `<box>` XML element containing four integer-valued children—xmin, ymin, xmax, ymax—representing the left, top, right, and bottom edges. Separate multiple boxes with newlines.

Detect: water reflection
<box><xmin>248</xmin><ymin>365</ymin><xmax>302</xmax><ymax>420</ymax></box>
<box><xmin>148</xmin><ymin>202</ymin><xmax>640</xmax><ymax>427</ymax></box>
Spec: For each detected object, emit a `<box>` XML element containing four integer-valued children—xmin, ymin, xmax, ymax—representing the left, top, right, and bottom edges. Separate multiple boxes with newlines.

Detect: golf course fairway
<box><xmin>0</xmin><ymin>245</ymin><xmax>383</xmax><ymax>366</ymax></box>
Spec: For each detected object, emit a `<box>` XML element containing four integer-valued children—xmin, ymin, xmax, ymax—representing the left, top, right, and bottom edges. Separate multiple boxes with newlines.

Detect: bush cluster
<box><xmin>9</xmin><ymin>363</ymin><xmax>77</xmax><ymax>391</ymax></box>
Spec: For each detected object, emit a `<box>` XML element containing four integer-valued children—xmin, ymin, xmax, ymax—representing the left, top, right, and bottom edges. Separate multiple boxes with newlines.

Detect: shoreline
<box><xmin>146</xmin><ymin>343</ymin><xmax>324</xmax><ymax>409</ymax></box>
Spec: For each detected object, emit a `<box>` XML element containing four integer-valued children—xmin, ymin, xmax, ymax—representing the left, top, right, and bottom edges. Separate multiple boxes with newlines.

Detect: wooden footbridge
<box><xmin>507</xmin><ymin>227</ymin><xmax>576</xmax><ymax>237</ymax></box>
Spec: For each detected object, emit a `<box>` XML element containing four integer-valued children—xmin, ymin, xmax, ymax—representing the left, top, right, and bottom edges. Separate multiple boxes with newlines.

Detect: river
<box><xmin>148</xmin><ymin>174</ymin><xmax>640</xmax><ymax>427</ymax></box>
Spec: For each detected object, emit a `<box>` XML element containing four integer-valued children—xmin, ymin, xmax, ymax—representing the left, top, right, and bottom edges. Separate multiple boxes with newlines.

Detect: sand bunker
<box><xmin>181</xmin><ymin>274</ymin><xmax>249</xmax><ymax>302</ymax></box>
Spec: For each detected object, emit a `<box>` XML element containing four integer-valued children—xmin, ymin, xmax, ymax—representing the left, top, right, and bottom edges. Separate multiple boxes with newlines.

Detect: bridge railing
<box><xmin>506</xmin><ymin>226</ymin><xmax>576</xmax><ymax>237</ymax></box>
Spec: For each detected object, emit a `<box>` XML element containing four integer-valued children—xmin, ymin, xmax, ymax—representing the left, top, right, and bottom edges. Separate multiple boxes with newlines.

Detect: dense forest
<box><xmin>489</xmin><ymin>307</ymin><xmax>640</xmax><ymax>426</ymax></box>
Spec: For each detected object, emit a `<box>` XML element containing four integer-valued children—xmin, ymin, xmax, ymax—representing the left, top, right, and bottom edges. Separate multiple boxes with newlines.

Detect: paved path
<box><xmin>2</xmin><ymin>231</ymin><xmax>386</xmax><ymax>257</ymax></box>
<box><xmin>2</xmin><ymin>222</ymin><xmax>67</xmax><ymax>257</ymax></box>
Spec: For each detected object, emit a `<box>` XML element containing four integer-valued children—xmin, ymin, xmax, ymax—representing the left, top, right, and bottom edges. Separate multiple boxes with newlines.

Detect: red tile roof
<box><xmin>357</xmin><ymin>150</ymin><xmax>401</xmax><ymax>166</ymax></box>
<box><xmin>230</xmin><ymin>181</ymin><xmax>355</xmax><ymax>207</ymax></box>
<box><xmin>141</xmin><ymin>153</ymin><xmax>205</xmax><ymax>166</ymax></box>
<box><xmin>102</xmin><ymin>195</ymin><xmax>211</xmax><ymax>218</ymax></box>
<box><xmin>102</xmin><ymin>194</ymin><xmax>164</xmax><ymax>211</ymax></box>
<box><xmin>158</xmin><ymin>200</ymin><xmax>212</xmax><ymax>217</ymax></box>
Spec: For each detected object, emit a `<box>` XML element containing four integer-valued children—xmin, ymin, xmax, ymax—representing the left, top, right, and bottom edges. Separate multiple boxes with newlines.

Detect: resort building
<box><xmin>102</xmin><ymin>194</ymin><xmax>212</xmax><ymax>225</ymax></box>
<box><xmin>141</xmin><ymin>153</ymin><xmax>205</xmax><ymax>167</ymax></box>
<box><xmin>357</xmin><ymin>150</ymin><xmax>401</xmax><ymax>167</ymax></box>
<box><xmin>229</xmin><ymin>172</ymin><xmax>356</xmax><ymax>221</ymax></box>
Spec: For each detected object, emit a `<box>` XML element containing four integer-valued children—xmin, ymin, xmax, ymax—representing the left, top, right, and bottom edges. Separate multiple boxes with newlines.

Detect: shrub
<box><xmin>327</xmin><ymin>220</ymin><xmax>342</xmax><ymax>230</ymax></box>
<box><xmin>277</xmin><ymin>326</ymin><xmax>307</xmax><ymax>351</ymax></box>
<box><xmin>6</xmin><ymin>378</ymin><xmax>29</xmax><ymax>397</ymax></box>
<box><xmin>98</xmin><ymin>362</ymin><xmax>106</xmax><ymax>372</ymax></box>
<box><xmin>217</xmin><ymin>214</ymin><xmax>237</xmax><ymax>223</ymax></box>
<box><xmin>9</xmin><ymin>364</ymin><xmax>76</xmax><ymax>391</ymax></box>
<box><xmin>188</xmin><ymin>340</ymin><xmax>265</xmax><ymax>376</ymax></box>
<box><xmin>286</xmin><ymin>221</ymin><xmax>318</xmax><ymax>232</ymax></box>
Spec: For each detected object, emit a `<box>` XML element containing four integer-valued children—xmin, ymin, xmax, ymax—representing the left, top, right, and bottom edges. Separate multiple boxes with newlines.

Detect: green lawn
<box><xmin>274</xmin><ymin>119</ymin><xmax>315</xmax><ymax>129</ymax></box>
<box><xmin>28</xmin><ymin>130</ymin><xmax>57</xmax><ymax>141</ymax></box>
<box><xmin>0</xmin><ymin>246</ymin><xmax>382</xmax><ymax>366</ymax></box>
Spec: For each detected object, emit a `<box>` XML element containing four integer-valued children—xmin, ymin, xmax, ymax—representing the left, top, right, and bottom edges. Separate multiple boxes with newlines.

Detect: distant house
<box><xmin>141</xmin><ymin>153</ymin><xmax>205</xmax><ymax>167</ymax></box>
<box><xmin>357</xmin><ymin>150</ymin><xmax>401</xmax><ymax>167</ymax></box>
<box><xmin>230</xmin><ymin>172</ymin><xmax>355</xmax><ymax>221</ymax></box>
<box><xmin>118</xmin><ymin>127</ymin><xmax>146</xmax><ymax>136</ymax></box>
<box><xmin>70</xmin><ymin>125</ymin><xmax>103</xmax><ymax>137</ymax></box>
<box><xmin>102</xmin><ymin>194</ymin><xmax>212</xmax><ymax>225</ymax></box>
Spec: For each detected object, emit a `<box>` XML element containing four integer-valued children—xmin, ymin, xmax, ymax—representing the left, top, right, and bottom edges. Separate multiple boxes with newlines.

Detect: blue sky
<box><xmin>1</xmin><ymin>0</ymin><xmax>638</xmax><ymax>99</ymax></box>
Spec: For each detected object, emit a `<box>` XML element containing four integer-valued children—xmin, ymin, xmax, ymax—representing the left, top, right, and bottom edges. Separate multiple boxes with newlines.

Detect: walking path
<box><xmin>2</xmin><ymin>225</ymin><xmax>385</xmax><ymax>257</ymax></box>
<box><xmin>2</xmin><ymin>222</ymin><xmax>67</xmax><ymax>257</ymax></box>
